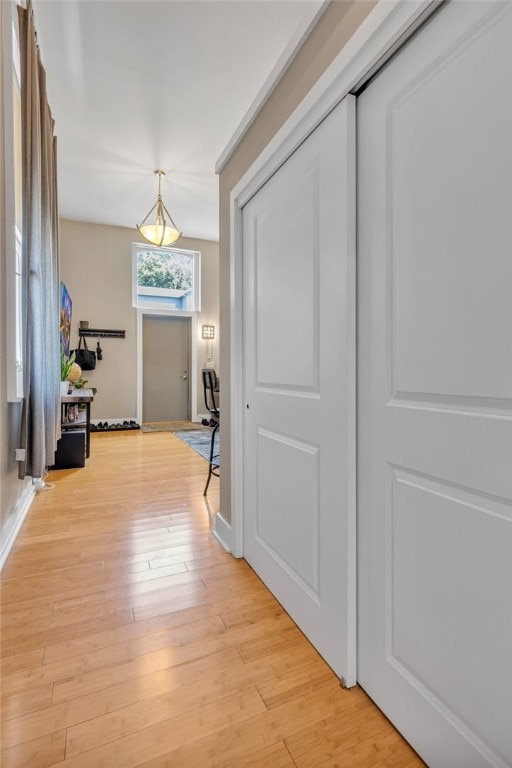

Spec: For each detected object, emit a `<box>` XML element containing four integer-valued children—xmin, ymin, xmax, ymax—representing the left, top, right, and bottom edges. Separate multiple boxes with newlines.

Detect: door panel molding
<box><xmin>255</xmin><ymin>427</ymin><xmax>321</xmax><ymax>599</ymax></box>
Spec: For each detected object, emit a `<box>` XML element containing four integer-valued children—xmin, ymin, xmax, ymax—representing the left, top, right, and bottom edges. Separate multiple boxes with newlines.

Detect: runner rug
<box><xmin>173</xmin><ymin>428</ymin><xmax>219</xmax><ymax>463</ymax></box>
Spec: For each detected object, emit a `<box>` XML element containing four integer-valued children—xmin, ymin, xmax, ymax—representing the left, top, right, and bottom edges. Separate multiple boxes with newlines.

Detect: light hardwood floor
<box><xmin>0</xmin><ymin>431</ymin><xmax>425</xmax><ymax>767</ymax></box>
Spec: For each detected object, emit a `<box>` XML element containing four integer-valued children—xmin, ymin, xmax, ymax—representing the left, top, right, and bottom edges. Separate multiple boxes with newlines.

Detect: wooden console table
<box><xmin>61</xmin><ymin>388</ymin><xmax>94</xmax><ymax>458</ymax></box>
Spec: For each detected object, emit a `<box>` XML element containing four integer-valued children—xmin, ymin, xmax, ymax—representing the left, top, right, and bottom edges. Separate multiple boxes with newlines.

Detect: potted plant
<box><xmin>73</xmin><ymin>376</ymin><xmax>97</xmax><ymax>395</ymax></box>
<box><xmin>60</xmin><ymin>346</ymin><xmax>76</xmax><ymax>395</ymax></box>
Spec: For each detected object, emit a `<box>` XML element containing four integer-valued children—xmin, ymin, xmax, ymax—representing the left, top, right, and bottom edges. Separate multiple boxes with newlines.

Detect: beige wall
<box><xmin>0</xmin><ymin>2</ymin><xmax>33</xmax><ymax>563</ymax></box>
<box><xmin>60</xmin><ymin>219</ymin><xmax>219</xmax><ymax>421</ymax></box>
<box><xmin>218</xmin><ymin>0</ymin><xmax>376</xmax><ymax>525</ymax></box>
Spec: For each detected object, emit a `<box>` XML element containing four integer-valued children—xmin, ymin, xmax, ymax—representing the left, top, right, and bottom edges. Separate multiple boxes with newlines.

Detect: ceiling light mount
<box><xmin>137</xmin><ymin>169</ymin><xmax>182</xmax><ymax>247</ymax></box>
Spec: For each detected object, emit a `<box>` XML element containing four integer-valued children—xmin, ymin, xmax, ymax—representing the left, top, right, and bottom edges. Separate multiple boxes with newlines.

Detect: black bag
<box><xmin>74</xmin><ymin>337</ymin><xmax>96</xmax><ymax>370</ymax></box>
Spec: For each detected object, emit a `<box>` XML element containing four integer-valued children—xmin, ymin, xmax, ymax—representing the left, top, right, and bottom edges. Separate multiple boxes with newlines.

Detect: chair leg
<box><xmin>203</xmin><ymin>421</ymin><xmax>219</xmax><ymax>496</ymax></box>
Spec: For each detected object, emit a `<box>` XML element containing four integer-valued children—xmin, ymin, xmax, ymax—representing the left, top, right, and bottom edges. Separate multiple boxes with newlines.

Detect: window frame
<box><xmin>3</xmin><ymin>0</ymin><xmax>24</xmax><ymax>402</ymax></box>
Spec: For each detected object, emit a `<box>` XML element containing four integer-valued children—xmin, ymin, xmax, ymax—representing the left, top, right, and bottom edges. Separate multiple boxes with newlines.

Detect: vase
<box><xmin>60</xmin><ymin>380</ymin><xmax>70</xmax><ymax>396</ymax></box>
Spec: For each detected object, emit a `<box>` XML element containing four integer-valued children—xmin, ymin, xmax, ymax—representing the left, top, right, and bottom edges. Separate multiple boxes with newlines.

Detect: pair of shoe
<box><xmin>92</xmin><ymin>420</ymin><xmax>140</xmax><ymax>432</ymax></box>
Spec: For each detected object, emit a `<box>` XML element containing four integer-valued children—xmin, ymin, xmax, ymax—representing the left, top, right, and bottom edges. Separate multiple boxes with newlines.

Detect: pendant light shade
<box><xmin>137</xmin><ymin>170</ymin><xmax>182</xmax><ymax>247</ymax></box>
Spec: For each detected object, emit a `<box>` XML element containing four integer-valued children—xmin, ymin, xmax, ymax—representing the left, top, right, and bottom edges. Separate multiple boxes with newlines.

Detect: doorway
<box><xmin>142</xmin><ymin>315</ymin><xmax>190</xmax><ymax>423</ymax></box>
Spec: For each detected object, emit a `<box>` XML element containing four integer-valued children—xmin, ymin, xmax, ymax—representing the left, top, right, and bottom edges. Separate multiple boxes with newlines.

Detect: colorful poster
<box><xmin>59</xmin><ymin>281</ymin><xmax>72</xmax><ymax>354</ymax></box>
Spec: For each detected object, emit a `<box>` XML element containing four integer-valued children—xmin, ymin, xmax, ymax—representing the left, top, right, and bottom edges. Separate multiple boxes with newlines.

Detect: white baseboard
<box><xmin>212</xmin><ymin>511</ymin><xmax>232</xmax><ymax>553</ymax></box>
<box><xmin>0</xmin><ymin>483</ymin><xmax>35</xmax><ymax>571</ymax></box>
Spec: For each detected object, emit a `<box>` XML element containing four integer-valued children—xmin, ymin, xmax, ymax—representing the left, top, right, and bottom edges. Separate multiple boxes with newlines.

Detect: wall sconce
<box><xmin>202</xmin><ymin>325</ymin><xmax>215</xmax><ymax>340</ymax></box>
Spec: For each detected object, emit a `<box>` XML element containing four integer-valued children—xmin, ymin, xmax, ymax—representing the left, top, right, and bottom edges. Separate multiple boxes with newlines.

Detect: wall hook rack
<box><xmin>78</xmin><ymin>328</ymin><xmax>125</xmax><ymax>339</ymax></box>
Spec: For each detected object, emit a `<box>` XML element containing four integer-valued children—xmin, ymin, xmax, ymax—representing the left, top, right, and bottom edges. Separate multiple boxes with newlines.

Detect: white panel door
<box><xmin>143</xmin><ymin>316</ymin><xmax>190</xmax><ymax>422</ymax></box>
<box><xmin>358</xmin><ymin>2</ymin><xmax>512</xmax><ymax>766</ymax></box>
<box><xmin>243</xmin><ymin>97</ymin><xmax>356</xmax><ymax>684</ymax></box>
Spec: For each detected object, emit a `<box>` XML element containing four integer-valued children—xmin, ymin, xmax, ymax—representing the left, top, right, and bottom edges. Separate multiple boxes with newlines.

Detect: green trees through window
<box><xmin>132</xmin><ymin>244</ymin><xmax>201</xmax><ymax>312</ymax></box>
<box><xmin>137</xmin><ymin>249</ymin><xmax>193</xmax><ymax>291</ymax></box>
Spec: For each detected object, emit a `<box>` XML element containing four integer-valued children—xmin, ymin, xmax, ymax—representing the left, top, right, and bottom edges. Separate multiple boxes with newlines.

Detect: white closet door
<box><xmin>358</xmin><ymin>2</ymin><xmax>512</xmax><ymax>766</ymax></box>
<box><xmin>243</xmin><ymin>97</ymin><xmax>356</xmax><ymax>684</ymax></box>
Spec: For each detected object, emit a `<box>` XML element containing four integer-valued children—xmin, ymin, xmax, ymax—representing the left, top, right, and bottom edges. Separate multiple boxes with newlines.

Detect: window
<box><xmin>132</xmin><ymin>243</ymin><xmax>201</xmax><ymax>312</ymax></box>
<box><xmin>3</xmin><ymin>1</ymin><xmax>24</xmax><ymax>400</ymax></box>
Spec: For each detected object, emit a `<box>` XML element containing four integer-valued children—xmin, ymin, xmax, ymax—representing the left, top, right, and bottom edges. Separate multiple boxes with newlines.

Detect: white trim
<box><xmin>136</xmin><ymin>310</ymin><xmax>198</xmax><ymax>426</ymax></box>
<box><xmin>229</xmin><ymin>173</ymin><xmax>245</xmax><ymax>559</ymax></box>
<box><xmin>0</xmin><ymin>483</ymin><xmax>35</xmax><ymax>571</ymax></box>
<box><xmin>190</xmin><ymin>313</ymin><xmax>198</xmax><ymax>424</ymax></box>
<box><xmin>213</xmin><ymin>512</ymin><xmax>233</xmax><ymax>554</ymax></box>
<box><xmin>215</xmin><ymin>0</ymin><xmax>330</xmax><ymax>174</ymax></box>
<box><xmin>136</xmin><ymin>309</ymin><xmax>143</xmax><ymax>425</ymax></box>
<box><xmin>228</xmin><ymin>0</ymin><xmax>439</xmax><ymax>571</ymax></box>
<box><xmin>345</xmin><ymin>95</ymin><xmax>357</xmax><ymax>687</ymax></box>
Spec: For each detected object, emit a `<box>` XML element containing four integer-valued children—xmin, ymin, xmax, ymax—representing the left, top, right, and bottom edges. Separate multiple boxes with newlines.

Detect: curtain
<box><xmin>17</xmin><ymin>1</ymin><xmax>60</xmax><ymax>480</ymax></box>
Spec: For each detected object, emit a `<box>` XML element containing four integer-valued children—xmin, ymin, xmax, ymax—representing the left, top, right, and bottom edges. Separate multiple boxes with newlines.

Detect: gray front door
<box><xmin>143</xmin><ymin>315</ymin><xmax>190</xmax><ymax>422</ymax></box>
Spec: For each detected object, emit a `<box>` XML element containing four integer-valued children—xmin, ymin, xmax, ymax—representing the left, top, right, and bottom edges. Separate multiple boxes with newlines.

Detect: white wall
<box><xmin>59</xmin><ymin>219</ymin><xmax>219</xmax><ymax>421</ymax></box>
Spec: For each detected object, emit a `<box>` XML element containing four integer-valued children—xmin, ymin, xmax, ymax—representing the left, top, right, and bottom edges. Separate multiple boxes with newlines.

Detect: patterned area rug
<box><xmin>140</xmin><ymin>421</ymin><xmax>207</xmax><ymax>433</ymax></box>
<box><xmin>173</xmin><ymin>429</ymin><xmax>219</xmax><ymax>463</ymax></box>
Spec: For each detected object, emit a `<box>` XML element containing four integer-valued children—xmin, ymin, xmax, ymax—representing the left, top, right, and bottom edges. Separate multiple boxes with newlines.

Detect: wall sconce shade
<box><xmin>202</xmin><ymin>325</ymin><xmax>215</xmax><ymax>340</ymax></box>
<box><xmin>137</xmin><ymin>170</ymin><xmax>182</xmax><ymax>247</ymax></box>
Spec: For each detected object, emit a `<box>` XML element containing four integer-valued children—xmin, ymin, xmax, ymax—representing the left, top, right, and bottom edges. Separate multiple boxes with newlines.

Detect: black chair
<box><xmin>202</xmin><ymin>368</ymin><xmax>219</xmax><ymax>495</ymax></box>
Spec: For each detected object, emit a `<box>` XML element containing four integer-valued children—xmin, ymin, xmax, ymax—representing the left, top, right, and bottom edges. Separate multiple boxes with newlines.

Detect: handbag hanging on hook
<box><xmin>73</xmin><ymin>336</ymin><xmax>96</xmax><ymax>370</ymax></box>
<box><xmin>96</xmin><ymin>340</ymin><xmax>103</xmax><ymax>361</ymax></box>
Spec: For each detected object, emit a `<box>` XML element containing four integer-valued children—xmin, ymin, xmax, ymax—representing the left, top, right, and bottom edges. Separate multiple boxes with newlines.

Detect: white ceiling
<box><xmin>31</xmin><ymin>0</ymin><xmax>324</xmax><ymax>242</ymax></box>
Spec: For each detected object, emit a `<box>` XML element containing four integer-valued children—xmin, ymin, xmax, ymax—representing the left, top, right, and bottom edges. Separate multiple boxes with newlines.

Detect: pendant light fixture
<box><xmin>137</xmin><ymin>170</ymin><xmax>182</xmax><ymax>247</ymax></box>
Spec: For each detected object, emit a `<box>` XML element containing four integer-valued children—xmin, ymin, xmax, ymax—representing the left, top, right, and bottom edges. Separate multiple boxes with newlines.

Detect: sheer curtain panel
<box><xmin>17</xmin><ymin>1</ymin><xmax>60</xmax><ymax>480</ymax></box>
